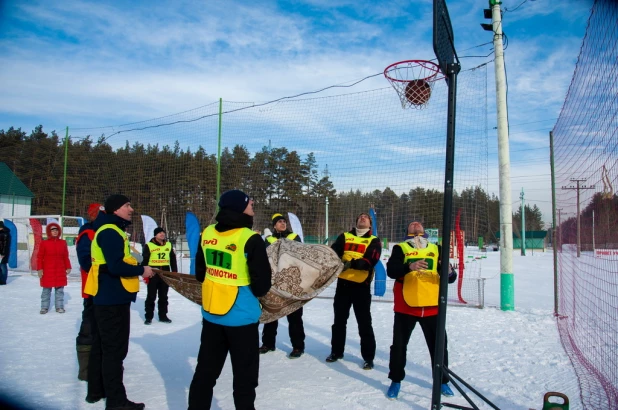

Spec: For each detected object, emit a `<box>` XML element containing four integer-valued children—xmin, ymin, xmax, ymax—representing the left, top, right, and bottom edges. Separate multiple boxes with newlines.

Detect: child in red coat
<box><xmin>37</xmin><ymin>222</ymin><xmax>72</xmax><ymax>314</ymax></box>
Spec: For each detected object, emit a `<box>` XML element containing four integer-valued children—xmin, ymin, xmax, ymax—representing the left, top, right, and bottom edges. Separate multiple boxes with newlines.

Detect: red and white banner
<box><xmin>594</xmin><ymin>249</ymin><xmax>618</xmax><ymax>258</ymax></box>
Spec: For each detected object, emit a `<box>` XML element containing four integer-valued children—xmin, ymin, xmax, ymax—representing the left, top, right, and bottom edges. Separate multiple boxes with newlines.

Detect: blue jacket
<box><xmin>76</xmin><ymin>223</ymin><xmax>94</xmax><ymax>272</ymax></box>
<box><xmin>92</xmin><ymin>213</ymin><xmax>145</xmax><ymax>305</ymax></box>
<box><xmin>76</xmin><ymin>211</ymin><xmax>106</xmax><ymax>272</ymax></box>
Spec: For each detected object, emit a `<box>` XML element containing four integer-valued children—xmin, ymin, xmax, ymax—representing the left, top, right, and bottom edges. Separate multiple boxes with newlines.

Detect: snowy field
<box><xmin>0</xmin><ymin>249</ymin><xmax>582</xmax><ymax>410</ymax></box>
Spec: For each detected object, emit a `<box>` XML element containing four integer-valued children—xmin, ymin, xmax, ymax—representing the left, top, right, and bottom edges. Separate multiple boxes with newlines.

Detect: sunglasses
<box><xmin>50</xmin><ymin>228</ymin><xmax>59</xmax><ymax>231</ymax></box>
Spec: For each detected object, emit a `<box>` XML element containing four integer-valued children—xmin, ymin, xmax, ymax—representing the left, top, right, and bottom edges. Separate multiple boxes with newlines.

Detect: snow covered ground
<box><xmin>0</xmin><ymin>249</ymin><xmax>581</xmax><ymax>409</ymax></box>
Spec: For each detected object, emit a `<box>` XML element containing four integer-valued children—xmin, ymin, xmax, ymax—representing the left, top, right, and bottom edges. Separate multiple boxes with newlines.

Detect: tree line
<box><xmin>2</xmin><ymin>126</ymin><xmax>548</xmax><ymax>245</ymax></box>
<box><xmin>558</xmin><ymin>192</ymin><xmax>618</xmax><ymax>250</ymax></box>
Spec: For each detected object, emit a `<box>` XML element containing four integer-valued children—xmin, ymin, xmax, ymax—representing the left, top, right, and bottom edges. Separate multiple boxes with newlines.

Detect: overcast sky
<box><xmin>0</xmin><ymin>0</ymin><xmax>593</xmax><ymax>223</ymax></box>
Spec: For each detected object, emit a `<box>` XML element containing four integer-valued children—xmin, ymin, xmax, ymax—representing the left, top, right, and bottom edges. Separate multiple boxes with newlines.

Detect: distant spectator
<box><xmin>0</xmin><ymin>221</ymin><xmax>10</xmax><ymax>285</ymax></box>
<box><xmin>142</xmin><ymin>227</ymin><xmax>177</xmax><ymax>325</ymax></box>
<box><xmin>37</xmin><ymin>222</ymin><xmax>71</xmax><ymax>314</ymax></box>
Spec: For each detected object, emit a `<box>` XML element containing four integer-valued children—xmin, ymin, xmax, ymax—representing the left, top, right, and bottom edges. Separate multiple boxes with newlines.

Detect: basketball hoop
<box><xmin>384</xmin><ymin>60</ymin><xmax>442</xmax><ymax>109</ymax></box>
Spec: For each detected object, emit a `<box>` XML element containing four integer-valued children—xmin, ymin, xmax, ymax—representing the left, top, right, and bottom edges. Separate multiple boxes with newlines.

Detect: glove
<box><xmin>448</xmin><ymin>266</ymin><xmax>457</xmax><ymax>284</ymax></box>
<box><xmin>343</xmin><ymin>261</ymin><xmax>352</xmax><ymax>271</ymax></box>
<box><xmin>350</xmin><ymin>259</ymin><xmax>365</xmax><ymax>270</ymax></box>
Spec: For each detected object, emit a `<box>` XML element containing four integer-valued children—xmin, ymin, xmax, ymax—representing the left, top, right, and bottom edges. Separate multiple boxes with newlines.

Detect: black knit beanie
<box><xmin>218</xmin><ymin>190</ymin><xmax>250</xmax><ymax>214</ymax></box>
<box><xmin>104</xmin><ymin>194</ymin><xmax>131</xmax><ymax>214</ymax></box>
<box><xmin>154</xmin><ymin>227</ymin><xmax>166</xmax><ymax>236</ymax></box>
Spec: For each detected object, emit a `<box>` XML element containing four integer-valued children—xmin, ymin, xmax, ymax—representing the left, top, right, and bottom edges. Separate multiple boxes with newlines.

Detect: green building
<box><xmin>0</xmin><ymin>162</ymin><xmax>35</xmax><ymax>219</ymax></box>
<box><xmin>496</xmin><ymin>230</ymin><xmax>548</xmax><ymax>252</ymax></box>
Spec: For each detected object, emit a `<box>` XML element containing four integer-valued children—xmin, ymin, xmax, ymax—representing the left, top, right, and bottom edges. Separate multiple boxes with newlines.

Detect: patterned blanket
<box><xmin>157</xmin><ymin>239</ymin><xmax>342</xmax><ymax>323</ymax></box>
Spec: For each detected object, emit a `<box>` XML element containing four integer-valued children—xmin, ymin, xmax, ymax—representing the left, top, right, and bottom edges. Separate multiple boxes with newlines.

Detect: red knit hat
<box><xmin>87</xmin><ymin>203</ymin><xmax>102</xmax><ymax>220</ymax></box>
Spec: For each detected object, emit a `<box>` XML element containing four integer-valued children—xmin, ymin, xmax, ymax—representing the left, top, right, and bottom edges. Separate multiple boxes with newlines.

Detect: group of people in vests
<box><xmin>75</xmin><ymin>190</ymin><xmax>456</xmax><ymax>409</ymax></box>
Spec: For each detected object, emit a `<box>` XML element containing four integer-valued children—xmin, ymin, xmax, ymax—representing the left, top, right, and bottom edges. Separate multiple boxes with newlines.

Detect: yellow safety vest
<box><xmin>399</xmin><ymin>241</ymin><xmax>440</xmax><ymax>307</ymax></box>
<box><xmin>146</xmin><ymin>241</ymin><xmax>172</xmax><ymax>266</ymax></box>
<box><xmin>200</xmin><ymin>225</ymin><xmax>256</xmax><ymax>315</ymax></box>
<box><xmin>84</xmin><ymin>224</ymin><xmax>139</xmax><ymax>296</ymax></box>
<box><xmin>338</xmin><ymin>232</ymin><xmax>377</xmax><ymax>283</ymax></box>
<box><xmin>266</xmin><ymin>232</ymin><xmax>298</xmax><ymax>244</ymax></box>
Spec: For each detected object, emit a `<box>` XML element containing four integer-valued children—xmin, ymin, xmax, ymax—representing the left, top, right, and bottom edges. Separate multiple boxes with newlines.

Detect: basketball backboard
<box><xmin>433</xmin><ymin>0</ymin><xmax>456</xmax><ymax>76</ymax></box>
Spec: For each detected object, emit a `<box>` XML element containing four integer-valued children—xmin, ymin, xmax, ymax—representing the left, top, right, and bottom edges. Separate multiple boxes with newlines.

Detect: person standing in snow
<box><xmin>142</xmin><ymin>227</ymin><xmax>177</xmax><ymax>325</ymax></box>
<box><xmin>75</xmin><ymin>203</ymin><xmax>104</xmax><ymax>381</ymax></box>
<box><xmin>0</xmin><ymin>220</ymin><xmax>11</xmax><ymax>285</ymax></box>
<box><xmin>84</xmin><ymin>194</ymin><xmax>154</xmax><ymax>410</ymax></box>
<box><xmin>259</xmin><ymin>212</ymin><xmax>305</xmax><ymax>359</ymax></box>
<box><xmin>188</xmin><ymin>190</ymin><xmax>271</xmax><ymax>410</ymax></box>
<box><xmin>37</xmin><ymin>222</ymin><xmax>71</xmax><ymax>314</ymax></box>
<box><xmin>326</xmin><ymin>212</ymin><xmax>381</xmax><ymax>371</ymax></box>
<box><xmin>385</xmin><ymin>220</ymin><xmax>457</xmax><ymax>399</ymax></box>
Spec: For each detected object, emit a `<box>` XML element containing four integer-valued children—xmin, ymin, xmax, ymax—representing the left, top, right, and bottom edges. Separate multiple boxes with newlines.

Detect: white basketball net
<box><xmin>384</xmin><ymin>60</ymin><xmax>441</xmax><ymax>109</ymax></box>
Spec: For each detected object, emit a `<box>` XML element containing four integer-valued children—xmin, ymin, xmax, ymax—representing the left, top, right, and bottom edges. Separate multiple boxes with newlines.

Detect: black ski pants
<box><xmin>76</xmin><ymin>296</ymin><xmax>95</xmax><ymax>346</ymax></box>
<box><xmin>261</xmin><ymin>307</ymin><xmax>305</xmax><ymax>350</ymax></box>
<box><xmin>188</xmin><ymin>319</ymin><xmax>260</xmax><ymax>410</ymax></box>
<box><xmin>330</xmin><ymin>279</ymin><xmax>376</xmax><ymax>362</ymax></box>
<box><xmin>388</xmin><ymin>311</ymin><xmax>450</xmax><ymax>384</ymax></box>
<box><xmin>145</xmin><ymin>273</ymin><xmax>169</xmax><ymax>321</ymax></box>
<box><xmin>88</xmin><ymin>303</ymin><xmax>131</xmax><ymax>407</ymax></box>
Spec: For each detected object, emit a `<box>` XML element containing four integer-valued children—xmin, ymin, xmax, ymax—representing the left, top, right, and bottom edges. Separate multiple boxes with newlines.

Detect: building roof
<box><xmin>0</xmin><ymin>162</ymin><xmax>35</xmax><ymax>198</ymax></box>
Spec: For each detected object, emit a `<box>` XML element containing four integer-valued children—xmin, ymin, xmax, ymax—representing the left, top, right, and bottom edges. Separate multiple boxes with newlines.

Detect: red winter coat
<box><xmin>37</xmin><ymin>223</ymin><xmax>72</xmax><ymax>288</ymax></box>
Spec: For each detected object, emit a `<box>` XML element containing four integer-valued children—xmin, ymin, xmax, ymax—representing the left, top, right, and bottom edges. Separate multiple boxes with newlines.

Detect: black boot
<box><xmin>105</xmin><ymin>399</ymin><xmax>145</xmax><ymax>410</ymax></box>
<box><xmin>76</xmin><ymin>344</ymin><xmax>91</xmax><ymax>381</ymax></box>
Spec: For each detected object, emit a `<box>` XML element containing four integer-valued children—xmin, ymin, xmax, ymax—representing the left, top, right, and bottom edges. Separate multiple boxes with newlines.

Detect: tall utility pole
<box><xmin>488</xmin><ymin>0</ymin><xmax>514</xmax><ymax>310</ymax></box>
<box><xmin>562</xmin><ymin>179</ymin><xmax>594</xmax><ymax>257</ymax></box>
<box><xmin>550</xmin><ymin>130</ymin><xmax>558</xmax><ymax>315</ymax></box>
<box><xmin>61</xmin><ymin>126</ymin><xmax>69</xmax><ymax>229</ymax></box>
<box><xmin>520</xmin><ymin>188</ymin><xmax>526</xmax><ymax>256</ymax></box>
<box><xmin>325</xmin><ymin>196</ymin><xmax>329</xmax><ymax>244</ymax></box>
<box><xmin>390</xmin><ymin>202</ymin><xmax>394</xmax><ymax>242</ymax></box>
<box><xmin>592</xmin><ymin>209</ymin><xmax>595</xmax><ymax>251</ymax></box>
<box><xmin>557</xmin><ymin>208</ymin><xmax>563</xmax><ymax>252</ymax></box>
